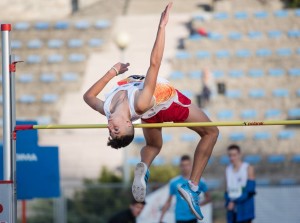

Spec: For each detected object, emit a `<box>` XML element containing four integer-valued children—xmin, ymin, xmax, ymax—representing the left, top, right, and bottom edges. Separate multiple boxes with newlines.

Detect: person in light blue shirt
<box><xmin>159</xmin><ymin>155</ymin><xmax>211</xmax><ymax>223</ymax></box>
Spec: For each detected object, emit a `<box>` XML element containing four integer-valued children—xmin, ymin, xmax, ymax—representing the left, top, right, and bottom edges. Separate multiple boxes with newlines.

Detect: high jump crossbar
<box><xmin>14</xmin><ymin>120</ymin><xmax>300</xmax><ymax>131</ymax></box>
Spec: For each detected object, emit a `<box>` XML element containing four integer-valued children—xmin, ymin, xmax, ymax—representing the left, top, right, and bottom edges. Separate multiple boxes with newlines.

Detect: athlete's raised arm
<box><xmin>83</xmin><ymin>62</ymin><xmax>130</xmax><ymax>114</ymax></box>
<box><xmin>135</xmin><ymin>2</ymin><xmax>172</xmax><ymax>113</ymax></box>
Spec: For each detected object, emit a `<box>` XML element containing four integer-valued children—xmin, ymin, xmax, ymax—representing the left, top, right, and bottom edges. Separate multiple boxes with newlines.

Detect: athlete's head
<box><xmin>180</xmin><ymin>155</ymin><xmax>192</xmax><ymax>177</ymax></box>
<box><xmin>227</xmin><ymin>144</ymin><xmax>242</xmax><ymax>165</ymax></box>
<box><xmin>107</xmin><ymin>117</ymin><xmax>134</xmax><ymax>149</ymax></box>
<box><xmin>129</xmin><ymin>199</ymin><xmax>146</xmax><ymax>217</ymax></box>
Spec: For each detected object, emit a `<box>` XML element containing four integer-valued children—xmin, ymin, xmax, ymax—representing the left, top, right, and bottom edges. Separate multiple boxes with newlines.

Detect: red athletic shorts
<box><xmin>141</xmin><ymin>90</ymin><xmax>191</xmax><ymax>123</ymax></box>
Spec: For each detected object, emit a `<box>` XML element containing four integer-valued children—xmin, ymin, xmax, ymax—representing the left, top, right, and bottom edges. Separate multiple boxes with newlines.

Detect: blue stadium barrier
<box><xmin>214</xmin><ymin>12</ymin><xmax>229</xmax><ymax>20</ymax></box>
<box><xmin>267</xmin><ymin>155</ymin><xmax>285</xmax><ymax>164</ymax></box>
<box><xmin>68</xmin><ymin>39</ymin><xmax>83</xmax><ymax>48</ymax></box>
<box><xmin>181</xmin><ymin>90</ymin><xmax>194</xmax><ymax>98</ymax></box>
<box><xmin>196</xmin><ymin>51</ymin><xmax>210</xmax><ymax>59</ymax></box>
<box><xmin>244</xmin><ymin>155</ymin><xmax>262</xmax><ymax>164</ymax></box>
<box><xmin>291</xmin><ymin>154</ymin><xmax>300</xmax><ymax>163</ymax></box>
<box><xmin>62</xmin><ymin>72</ymin><xmax>79</xmax><ymax>82</ymax></box>
<box><xmin>234</xmin><ymin>11</ymin><xmax>248</xmax><ymax>20</ymax></box>
<box><xmin>274</xmin><ymin>10</ymin><xmax>289</xmax><ymax>18</ymax></box>
<box><xmin>248</xmin><ymin>69</ymin><xmax>264</xmax><ymax>78</ymax></box>
<box><xmin>47</xmin><ymin>54</ymin><xmax>64</xmax><ymax>63</ymax></box>
<box><xmin>220</xmin><ymin>155</ymin><xmax>230</xmax><ymax>165</ymax></box>
<box><xmin>256</xmin><ymin>48</ymin><xmax>272</xmax><ymax>57</ymax></box>
<box><xmin>152</xmin><ymin>157</ymin><xmax>166</xmax><ymax>166</ymax></box>
<box><xmin>27</xmin><ymin>39</ymin><xmax>43</xmax><ymax>49</ymax></box>
<box><xmin>208</xmin><ymin>32</ymin><xmax>223</xmax><ymax>41</ymax></box>
<box><xmin>216</xmin><ymin>50</ymin><xmax>230</xmax><ymax>59</ymax></box>
<box><xmin>248</xmin><ymin>31</ymin><xmax>263</xmax><ymax>39</ymax></box>
<box><xmin>11</xmin><ymin>40</ymin><xmax>22</xmax><ymax>49</ymax></box>
<box><xmin>40</xmin><ymin>73</ymin><xmax>56</xmax><ymax>83</ymax></box>
<box><xmin>272</xmin><ymin>88</ymin><xmax>289</xmax><ymax>97</ymax></box>
<box><xmin>95</xmin><ymin>20</ymin><xmax>111</xmax><ymax>29</ymax></box>
<box><xmin>235</xmin><ymin>49</ymin><xmax>251</xmax><ymax>58</ymax></box>
<box><xmin>189</xmin><ymin>33</ymin><xmax>202</xmax><ymax>41</ymax></box>
<box><xmin>213</xmin><ymin>70</ymin><xmax>225</xmax><ymax>79</ymax></box>
<box><xmin>54</xmin><ymin>21</ymin><xmax>69</xmax><ymax>30</ymax></box>
<box><xmin>240</xmin><ymin>109</ymin><xmax>257</xmax><ymax>119</ymax></box>
<box><xmin>36</xmin><ymin>116</ymin><xmax>52</xmax><ymax>125</ymax></box>
<box><xmin>268</xmin><ymin>68</ymin><xmax>285</xmax><ymax>77</ymax></box>
<box><xmin>295</xmin><ymin>9</ymin><xmax>300</xmax><ymax>17</ymax></box>
<box><xmin>229</xmin><ymin>132</ymin><xmax>246</xmax><ymax>141</ymax></box>
<box><xmin>297</xmin><ymin>89</ymin><xmax>300</xmax><ymax>97</ymax></box>
<box><xmin>278</xmin><ymin>130</ymin><xmax>295</xmax><ymax>140</ymax></box>
<box><xmin>88</xmin><ymin>38</ymin><xmax>103</xmax><ymax>47</ymax></box>
<box><xmin>74</xmin><ymin>21</ymin><xmax>90</xmax><ymax>30</ymax></box>
<box><xmin>264</xmin><ymin>109</ymin><xmax>281</xmax><ymax>118</ymax></box>
<box><xmin>253</xmin><ymin>132</ymin><xmax>271</xmax><ymax>140</ymax></box>
<box><xmin>288</xmin><ymin>29</ymin><xmax>300</xmax><ymax>38</ymax></box>
<box><xmin>276</xmin><ymin>48</ymin><xmax>292</xmax><ymax>57</ymax></box>
<box><xmin>171</xmin><ymin>156</ymin><xmax>180</xmax><ymax>166</ymax></box>
<box><xmin>268</xmin><ymin>30</ymin><xmax>282</xmax><ymax>39</ymax></box>
<box><xmin>280</xmin><ymin>178</ymin><xmax>297</xmax><ymax>186</ymax></box>
<box><xmin>256</xmin><ymin>178</ymin><xmax>271</xmax><ymax>186</ymax></box>
<box><xmin>68</xmin><ymin>54</ymin><xmax>86</xmax><ymax>63</ymax></box>
<box><xmin>288</xmin><ymin>108</ymin><xmax>300</xmax><ymax>118</ymax></box>
<box><xmin>18</xmin><ymin>74</ymin><xmax>33</xmax><ymax>83</ymax></box>
<box><xmin>27</xmin><ymin>55</ymin><xmax>42</xmax><ymax>64</ymax></box>
<box><xmin>175</xmin><ymin>51</ymin><xmax>191</xmax><ymax>59</ymax></box>
<box><xmin>249</xmin><ymin>89</ymin><xmax>265</xmax><ymax>98</ymax></box>
<box><xmin>206</xmin><ymin>179</ymin><xmax>222</xmax><ymax>190</ymax></box>
<box><xmin>297</xmin><ymin>48</ymin><xmax>300</xmax><ymax>55</ymax></box>
<box><xmin>162</xmin><ymin>134</ymin><xmax>172</xmax><ymax>143</ymax></box>
<box><xmin>127</xmin><ymin>157</ymin><xmax>140</xmax><ymax>166</ymax></box>
<box><xmin>35</xmin><ymin>22</ymin><xmax>50</xmax><ymax>30</ymax></box>
<box><xmin>48</xmin><ymin>39</ymin><xmax>64</xmax><ymax>48</ymax></box>
<box><xmin>228</xmin><ymin>32</ymin><xmax>242</xmax><ymax>40</ymax></box>
<box><xmin>226</xmin><ymin>90</ymin><xmax>241</xmax><ymax>99</ymax></box>
<box><xmin>254</xmin><ymin>11</ymin><xmax>268</xmax><ymax>19</ymax></box>
<box><xmin>217</xmin><ymin>110</ymin><xmax>234</xmax><ymax>119</ymax></box>
<box><xmin>169</xmin><ymin>71</ymin><xmax>184</xmax><ymax>80</ymax></box>
<box><xmin>133</xmin><ymin>135</ymin><xmax>145</xmax><ymax>144</ymax></box>
<box><xmin>288</xmin><ymin>68</ymin><xmax>300</xmax><ymax>77</ymax></box>
<box><xmin>229</xmin><ymin>70</ymin><xmax>244</xmax><ymax>78</ymax></box>
<box><xmin>14</xmin><ymin>22</ymin><xmax>30</xmax><ymax>31</ymax></box>
<box><xmin>207</xmin><ymin>157</ymin><xmax>215</xmax><ymax>165</ymax></box>
<box><xmin>41</xmin><ymin>94</ymin><xmax>59</xmax><ymax>103</ymax></box>
<box><xmin>18</xmin><ymin>94</ymin><xmax>36</xmax><ymax>104</ymax></box>
<box><xmin>180</xmin><ymin>133</ymin><xmax>197</xmax><ymax>142</ymax></box>
<box><xmin>189</xmin><ymin>70</ymin><xmax>202</xmax><ymax>79</ymax></box>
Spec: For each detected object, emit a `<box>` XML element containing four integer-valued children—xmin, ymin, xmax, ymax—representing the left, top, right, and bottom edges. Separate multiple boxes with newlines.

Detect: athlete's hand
<box><xmin>112</xmin><ymin>62</ymin><xmax>130</xmax><ymax>75</ymax></box>
<box><xmin>227</xmin><ymin>201</ymin><xmax>235</xmax><ymax>211</ymax></box>
<box><xmin>159</xmin><ymin>2</ymin><xmax>172</xmax><ymax>28</ymax></box>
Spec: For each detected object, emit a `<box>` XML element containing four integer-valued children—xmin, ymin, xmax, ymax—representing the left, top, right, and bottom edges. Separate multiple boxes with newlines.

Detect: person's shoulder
<box><xmin>170</xmin><ymin>175</ymin><xmax>182</xmax><ymax>185</ymax></box>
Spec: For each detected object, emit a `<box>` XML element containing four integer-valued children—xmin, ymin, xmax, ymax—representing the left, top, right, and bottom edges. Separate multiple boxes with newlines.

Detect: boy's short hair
<box><xmin>107</xmin><ymin>127</ymin><xmax>135</xmax><ymax>149</ymax></box>
<box><xmin>227</xmin><ymin>144</ymin><xmax>241</xmax><ymax>153</ymax></box>
<box><xmin>180</xmin><ymin>154</ymin><xmax>191</xmax><ymax>162</ymax></box>
<box><xmin>131</xmin><ymin>198</ymin><xmax>146</xmax><ymax>205</ymax></box>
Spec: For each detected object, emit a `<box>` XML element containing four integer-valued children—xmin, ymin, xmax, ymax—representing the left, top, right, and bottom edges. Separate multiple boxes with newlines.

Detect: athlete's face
<box><xmin>108</xmin><ymin>117</ymin><xmax>132</xmax><ymax>138</ymax></box>
<box><xmin>180</xmin><ymin>159</ymin><xmax>192</xmax><ymax>176</ymax></box>
<box><xmin>228</xmin><ymin>149</ymin><xmax>241</xmax><ymax>165</ymax></box>
<box><xmin>130</xmin><ymin>203</ymin><xmax>145</xmax><ymax>217</ymax></box>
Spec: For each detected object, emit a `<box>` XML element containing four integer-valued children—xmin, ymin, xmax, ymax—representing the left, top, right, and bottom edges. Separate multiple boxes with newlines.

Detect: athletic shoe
<box><xmin>177</xmin><ymin>183</ymin><xmax>204</xmax><ymax>220</ymax></box>
<box><xmin>132</xmin><ymin>162</ymin><xmax>150</xmax><ymax>202</ymax></box>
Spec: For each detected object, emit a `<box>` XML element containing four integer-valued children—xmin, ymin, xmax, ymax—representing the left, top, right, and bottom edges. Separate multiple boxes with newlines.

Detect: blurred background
<box><xmin>0</xmin><ymin>0</ymin><xmax>300</xmax><ymax>222</ymax></box>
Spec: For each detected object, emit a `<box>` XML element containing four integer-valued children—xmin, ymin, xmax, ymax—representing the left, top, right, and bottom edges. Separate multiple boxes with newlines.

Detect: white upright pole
<box><xmin>1</xmin><ymin>23</ymin><xmax>16</xmax><ymax>223</ymax></box>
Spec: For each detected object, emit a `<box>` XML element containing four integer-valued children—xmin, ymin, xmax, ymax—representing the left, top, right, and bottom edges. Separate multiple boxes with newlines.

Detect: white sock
<box><xmin>188</xmin><ymin>180</ymin><xmax>199</xmax><ymax>192</ymax></box>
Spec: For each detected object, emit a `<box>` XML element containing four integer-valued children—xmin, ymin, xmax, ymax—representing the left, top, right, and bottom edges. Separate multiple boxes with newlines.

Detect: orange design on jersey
<box><xmin>153</xmin><ymin>83</ymin><xmax>176</xmax><ymax>105</ymax></box>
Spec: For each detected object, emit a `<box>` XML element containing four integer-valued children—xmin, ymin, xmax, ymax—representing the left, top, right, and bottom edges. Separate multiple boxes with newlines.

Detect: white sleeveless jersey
<box><xmin>103</xmin><ymin>75</ymin><xmax>188</xmax><ymax>121</ymax></box>
<box><xmin>226</xmin><ymin>162</ymin><xmax>249</xmax><ymax>199</ymax></box>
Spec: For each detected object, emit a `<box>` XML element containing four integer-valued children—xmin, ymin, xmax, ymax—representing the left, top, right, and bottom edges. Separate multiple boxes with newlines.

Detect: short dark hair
<box><xmin>107</xmin><ymin>133</ymin><xmax>134</xmax><ymax>149</ymax></box>
<box><xmin>131</xmin><ymin>198</ymin><xmax>146</xmax><ymax>205</ymax></box>
<box><xmin>227</xmin><ymin>144</ymin><xmax>241</xmax><ymax>153</ymax></box>
<box><xmin>180</xmin><ymin>155</ymin><xmax>191</xmax><ymax>162</ymax></box>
